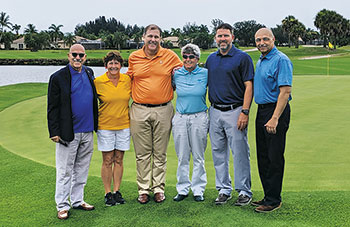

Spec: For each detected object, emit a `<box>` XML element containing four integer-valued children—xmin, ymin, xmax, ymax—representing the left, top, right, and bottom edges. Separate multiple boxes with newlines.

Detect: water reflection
<box><xmin>0</xmin><ymin>65</ymin><xmax>128</xmax><ymax>86</ymax></box>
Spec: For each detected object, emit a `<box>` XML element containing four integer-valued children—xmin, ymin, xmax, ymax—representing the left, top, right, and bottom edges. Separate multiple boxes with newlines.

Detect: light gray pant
<box><xmin>209</xmin><ymin>106</ymin><xmax>252</xmax><ymax>197</ymax></box>
<box><xmin>172</xmin><ymin>111</ymin><xmax>208</xmax><ymax>196</ymax></box>
<box><xmin>55</xmin><ymin>132</ymin><xmax>94</xmax><ymax>211</ymax></box>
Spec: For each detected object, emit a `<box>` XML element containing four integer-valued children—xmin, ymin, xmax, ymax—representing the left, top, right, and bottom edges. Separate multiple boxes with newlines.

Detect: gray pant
<box><xmin>172</xmin><ymin>111</ymin><xmax>208</xmax><ymax>196</ymax></box>
<box><xmin>209</xmin><ymin>106</ymin><xmax>252</xmax><ymax>197</ymax></box>
<box><xmin>55</xmin><ymin>132</ymin><xmax>94</xmax><ymax>211</ymax></box>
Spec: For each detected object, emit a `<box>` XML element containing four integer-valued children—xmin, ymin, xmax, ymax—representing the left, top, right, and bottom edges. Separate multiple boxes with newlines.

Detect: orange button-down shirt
<box><xmin>127</xmin><ymin>46</ymin><xmax>182</xmax><ymax>104</ymax></box>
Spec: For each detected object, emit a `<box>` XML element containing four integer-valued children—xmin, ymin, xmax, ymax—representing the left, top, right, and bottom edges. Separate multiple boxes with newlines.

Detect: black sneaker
<box><xmin>234</xmin><ymin>194</ymin><xmax>252</xmax><ymax>206</ymax></box>
<box><xmin>194</xmin><ymin>195</ymin><xmax>204</xmax><ymax>202</ymax></box>
<box><xmin>251</xmin><ymin>199</ymin><xmax>265</xmax><ymax>206</ymax></box>
<box><xmin>215</xmin><ymin>193</ymin><xmax>232</xmax><ymax>205</ymax></box>
<box><xmin>113</xmin><ymin>191</ymin><xmax>125</xmax><ymax>204</ymax></box>
<box><xmin>105</xmin><ymin>192</ymin><xmax>116</xmax><ymax>206</ymax></box>
<box><xmin>173</xmin><ymin>194</ymin><xmax>188</xmax><ymax>202</ymax></box>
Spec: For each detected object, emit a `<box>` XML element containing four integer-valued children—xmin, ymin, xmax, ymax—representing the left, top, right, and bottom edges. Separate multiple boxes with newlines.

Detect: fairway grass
<box><xmin>1</xmin><ymin>80</ymin><xmax>350</xmax><ymax>226</ymax></box>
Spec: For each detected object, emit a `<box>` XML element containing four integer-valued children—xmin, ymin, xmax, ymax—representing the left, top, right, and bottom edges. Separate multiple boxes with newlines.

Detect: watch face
<box><xmin>242</xmin><ymin>109</ymin><xmax>249</xmax><ymax>115</ymax></box>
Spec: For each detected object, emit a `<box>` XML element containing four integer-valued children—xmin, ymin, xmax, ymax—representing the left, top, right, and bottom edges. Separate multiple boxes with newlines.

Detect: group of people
<box><xmin>47</xmin><ymin>23</ymin><xmax>292</xmax><ymax>220</ymax></box>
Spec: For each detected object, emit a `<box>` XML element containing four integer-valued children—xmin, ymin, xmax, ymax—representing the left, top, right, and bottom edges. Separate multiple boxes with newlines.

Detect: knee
<box><xmin>114</xmin><ymin>158</ymin><xmax>123</xmax><ymax>166</ymax></box>
<box><xmin>103</xmin><ymin>157</ymin><xmax>114</xmax><ymax>168</ymax></box>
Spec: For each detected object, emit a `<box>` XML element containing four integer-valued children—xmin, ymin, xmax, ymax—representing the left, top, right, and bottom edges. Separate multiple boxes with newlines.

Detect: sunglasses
<box><xmin>71</xmin><ymin>53</ymin><xmax>85</xmax><ymax>58</ymax></box>
<box><xmin>255</xmin><ymin>37</ymin><xmax>271</xmax><ymax>42</ymax></box>
<box><xmin>182</xmin><ymin>54</ymin><xmax>196</xmax><ymax>60</ymax></box>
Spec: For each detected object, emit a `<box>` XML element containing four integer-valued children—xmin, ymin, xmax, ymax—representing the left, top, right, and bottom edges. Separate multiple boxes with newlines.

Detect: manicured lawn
<box><xmin>2</xmin><ymin>46</ymin><xmax>350</xmax><ymax>75</ymax></box>
<box><xmin>1</xmin><ymin>82</ymin><xmax>350</xmax><ymax>226</ymax></box>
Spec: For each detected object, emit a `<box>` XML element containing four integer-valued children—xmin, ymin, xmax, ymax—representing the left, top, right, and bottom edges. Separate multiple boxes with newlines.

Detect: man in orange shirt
<box><xmin>127</xmin><ymin>24</ymin><xmax>182</xmax><ymax>204</ymax></box>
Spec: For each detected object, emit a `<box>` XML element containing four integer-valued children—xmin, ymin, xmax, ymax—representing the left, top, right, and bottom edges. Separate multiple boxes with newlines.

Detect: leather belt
<box><xmin>134</xmin><ymin>102</ymin><xmax>169</xmax><ymax>108</ymax></box>
<box><xmin>258</xmin><ymin>103</ymin><xmax>276</xmax><ymax>109</ymax></box>
<box><xmin>212</xmin><ymin>103</ymin><xmax>242</xmax><ymax>112</ymax></box>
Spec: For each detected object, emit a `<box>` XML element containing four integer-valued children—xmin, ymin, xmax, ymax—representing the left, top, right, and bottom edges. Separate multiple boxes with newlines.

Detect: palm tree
<box><xmin>0</xmin><ymin>12</ymin><xmax>13</xmax><ymax>47</ymax></box>
<box><xmin>12</xmin><ymin>24</ymin><xmax>21</xmax><ymax>35</ymax></box>
<box><xmin>48</xmin><ymin>24</ymin><xmax>64</xmax><ymax>45</ymax></box>
<box><xmin>63</xmin><ymin>32</ymin><xmax>75</xmax><ymax>48</ymax></box>
<box><xmin>314</xmin><ymin>9</ymin><xmax>346</xmax><ymax>49</ymax></box>
<box><xmin>282</xmin><ymin>15</ymin><xmax>305</xmax><ymax>48</ymax></box>
<box><xmin>24</xmin><ymin>24</ymin><xmax>38</xmax><ymax>34</ymax></box>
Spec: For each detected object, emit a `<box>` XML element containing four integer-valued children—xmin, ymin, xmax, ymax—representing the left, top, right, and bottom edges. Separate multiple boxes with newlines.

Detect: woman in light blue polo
<box><xmin>172</xmin><ymin>44</ymin><xmax>208</xmax><ymax>202</ymax></box>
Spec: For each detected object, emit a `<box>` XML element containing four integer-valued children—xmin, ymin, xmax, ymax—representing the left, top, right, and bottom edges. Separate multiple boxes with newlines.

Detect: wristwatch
<box><xmin>241</xmin><ymin>109</ymin><xmax>249</xmax><ymax>115</ymax></box>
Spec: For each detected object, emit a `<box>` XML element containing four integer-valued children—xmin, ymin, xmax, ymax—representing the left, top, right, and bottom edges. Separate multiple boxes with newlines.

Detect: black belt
<box><xmin>212</xmin><ymin>103</ymin><xmax>242</xmax><ymax>112</ymax></box>
<box><xmin>134</xmin><ymin>102</ymin><xmax>169</xmax><ymax>108</ymax></box>
<box><xmin>258</xmin><ymin>103</ymin><xmax>276</xmax><ymax>109</ymax></box>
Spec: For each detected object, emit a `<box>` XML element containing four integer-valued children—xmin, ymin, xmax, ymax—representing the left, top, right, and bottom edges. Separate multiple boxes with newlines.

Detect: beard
<box><xmin>218</xmin><ymin>41</ymin><xmax>231</xmax><ymax>52</ymax></box>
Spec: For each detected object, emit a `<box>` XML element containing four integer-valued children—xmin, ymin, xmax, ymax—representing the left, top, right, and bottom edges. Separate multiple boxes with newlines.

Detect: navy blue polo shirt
<box><xmin>205</xmin><ymin>46</ymin><xmax>254</xmax><ymax>105</ymax></box>
<box><xmin>69</xmin><ymin>64</ymin><xmax>94</xmax><ymax>133</ymax></box>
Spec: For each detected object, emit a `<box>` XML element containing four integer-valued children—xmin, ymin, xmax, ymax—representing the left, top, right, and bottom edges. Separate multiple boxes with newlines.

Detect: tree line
<box><xmin>0</xmin><ymin>9</ymin><xmax>349</xmax><ymax>51</ymax></box>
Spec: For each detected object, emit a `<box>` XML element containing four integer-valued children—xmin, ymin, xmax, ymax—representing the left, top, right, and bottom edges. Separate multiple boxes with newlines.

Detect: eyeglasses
<box><xmin>182</xmin><ymin>54</ymin><xmax>196</xmax><ymax>60</ymax></box>
<box><xmin>255</xmin><ymin>37</ymin><xmax>271</xmax><ymax>42</ymax></box>
<box><xmin>71</xmin><ymin>53</ymin><xmax>85</xmax><ymax>58</ymax></box>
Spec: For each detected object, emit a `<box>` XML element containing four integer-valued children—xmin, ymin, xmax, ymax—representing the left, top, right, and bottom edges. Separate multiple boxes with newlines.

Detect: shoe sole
<box><xmin>105</xmin><ymin>203</ymin><xmax>116</xmax><ymax>206</ymax></box>
<box><xmin>215</xmin><ymin>196</ymin><xmax>232</xmax><ymax>205</ymax></box>
<box><xmin>255</xmin><ymin>203</ymin><xmax>282</xmax><ymax>213</ymax></box>
<box><xmin>234</xmin><ymin>197</ymin><xmax>252</xmax><ymax>206</ymax></box>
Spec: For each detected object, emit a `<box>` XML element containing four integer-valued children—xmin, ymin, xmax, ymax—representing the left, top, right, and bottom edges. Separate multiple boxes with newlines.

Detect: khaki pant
<box><xmin>130</xmin><ymin>102</ymin><xmax>174</xmax><ymax>194</ymax></box>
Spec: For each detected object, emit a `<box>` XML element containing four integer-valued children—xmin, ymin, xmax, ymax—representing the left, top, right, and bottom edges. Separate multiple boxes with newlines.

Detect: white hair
<box><xmin>181</xmin><ymin>44</ymin><xmax>201</xmax><ymax>58</ymax></box>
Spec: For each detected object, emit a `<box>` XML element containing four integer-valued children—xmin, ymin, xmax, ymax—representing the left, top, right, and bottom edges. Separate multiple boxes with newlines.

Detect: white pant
<box><xmin>55</xmin><ymin>132</ymin><xmax>94</xmax><ymax>211</ymax></box>
<box><xmin>172</xmin><ymin>111</ymin><xmax>208</xmax><ymax>196</ymax></box>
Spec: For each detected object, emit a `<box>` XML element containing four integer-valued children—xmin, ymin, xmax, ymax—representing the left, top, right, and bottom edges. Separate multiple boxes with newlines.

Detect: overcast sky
<box><xmin>3</xmin><ymin>0</ymin><xmax>350</xmax><ymax>34</ymax></box>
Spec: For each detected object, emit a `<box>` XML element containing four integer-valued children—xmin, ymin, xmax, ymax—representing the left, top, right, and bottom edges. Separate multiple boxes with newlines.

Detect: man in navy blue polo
<box><xmin>205</xmin><ymin>23</ymin><xmax>254</xmax><ymax>206</ymax></box>
<box><xmin>252</xmin><ymin>28</ymin><xmax>292</xmax><ymax>213</ymax></box>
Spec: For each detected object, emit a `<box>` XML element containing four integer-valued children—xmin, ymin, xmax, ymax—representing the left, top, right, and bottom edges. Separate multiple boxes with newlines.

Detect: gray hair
<box><xmin>181</xmin><ymin>44</ymin><xmax>201</xmax><ymax>58</ymax></box>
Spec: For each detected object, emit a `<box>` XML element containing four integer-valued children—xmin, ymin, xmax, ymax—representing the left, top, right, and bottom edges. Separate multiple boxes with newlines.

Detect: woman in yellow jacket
<box><xmin>94</xmin><ymin>51</ymin><xmax>131</xmax><ymax>206</ymax></box>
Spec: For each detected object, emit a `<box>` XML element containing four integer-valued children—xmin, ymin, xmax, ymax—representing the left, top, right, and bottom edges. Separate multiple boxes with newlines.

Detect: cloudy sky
<box><xmin>3</xmin><ymin>0</ymin><xmax>350</xmax><ymax>33</ymax></box>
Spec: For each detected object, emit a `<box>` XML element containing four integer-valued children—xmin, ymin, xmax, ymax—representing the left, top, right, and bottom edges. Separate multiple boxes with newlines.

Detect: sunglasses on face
<box><xmin>71</xmin><ymin>53</ymin><xmax>85</xmax><ymax>58</ymax></box>
<box><xmin>255</xmin><ymin>37</ymin><xmax>271</xmax><ymax>42</ymax></box>
<box><xmin>182</xmin><ymin>54</ymin><xmax>196</xmax><ymax>60</ymax></box>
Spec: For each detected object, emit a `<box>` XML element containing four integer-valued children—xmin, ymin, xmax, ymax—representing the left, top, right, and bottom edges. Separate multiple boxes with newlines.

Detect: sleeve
<box><xmin>126</xmin><ymin>54</ymin><xmax>134</xmax><ymax>79</ymax></box>
<box><xmin>47</xmin><ymin>74</ymin><xmax>60</xmax><ymax>138</ymax></box>
<box><xmin>277</xmin><ymin>58</ymin><xmax>293</xmax><ymax>87</ymax></box>
<box><xmin>240</xmin><ymin>54</ymin><xmax>255</xmax><ymax>82</ymax></box>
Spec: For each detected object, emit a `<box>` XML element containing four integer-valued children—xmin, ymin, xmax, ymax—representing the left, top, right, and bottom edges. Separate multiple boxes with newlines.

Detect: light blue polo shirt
<box><xmin>254</xmin><ymin>47</ymin><xmax>293</xmax><ymax>104</ymax></box>
<box><xmin>173</xmin><ymin>65</ymin><xmax>208</xmax><ymax>114</ymax></box>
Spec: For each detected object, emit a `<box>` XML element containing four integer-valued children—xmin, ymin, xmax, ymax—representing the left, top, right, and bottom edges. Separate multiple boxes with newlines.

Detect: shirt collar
<box><xmin>260</xmin><ymin>46</ymin><xmax>277</xmax><ymax>60</ymax></box>
<box><xmin>101</xmin><ymin>72</ymin><xmax>126</xmax><ymax>82</ymax></box>
<box><xmin>68</xmin><ymin>64</ymin><xmax>85</xmax><ymax>76</ymax></box>
<box><xmin>180</xmin><ymin>65</ymin><xmax>200</xmax><ymax>75</ymax></box>
<box><xmin>140</xmin><ymin>46</ymin><xmax>164</xmax><ymax>59</ymax></box>
<box><xmin>216</xmin><ymin>45</ymin><xmax>236</xmax><ymax>57</ymax></box>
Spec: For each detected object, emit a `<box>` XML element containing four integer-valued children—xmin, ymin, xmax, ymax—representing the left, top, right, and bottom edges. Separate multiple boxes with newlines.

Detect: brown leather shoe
<box><xmin>255</xmin><ymin>202</ymin><xmax>282</xmax><ymax>213</ymax></box>
<box><xmin>57</xmin><ymin>210</ymin><xmax>69</xmax><ymax>220</ymax></box>
<box><xmin>137</xmin><ymin>194</ymin><xmax>150</xmax><ymax>204</ymax></box>
<box><xmin>73</xmin><ymin>202</ymin><xmax>95</xmax><ymax>211</ymax></box>
<box><xmin>154</xmin><ymin>192</ymin><xmax>165</xmax><ymax>203</ymax></box>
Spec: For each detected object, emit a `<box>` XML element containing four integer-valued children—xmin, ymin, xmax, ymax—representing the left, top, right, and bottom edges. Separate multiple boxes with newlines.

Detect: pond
<box><xmin>0</xmin><ymin>65</ymin><xmax>128</xmax><ymax>86</ymax></box>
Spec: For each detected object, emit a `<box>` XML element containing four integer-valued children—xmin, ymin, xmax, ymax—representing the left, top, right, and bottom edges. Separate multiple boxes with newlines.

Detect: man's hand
<box><xmin>50</xmin><ymin>136</ymin><xmax>60</xmax><ymax>143</ymax></box>
<box><xmin>264</xmin><ymin>117</ymin><xmax>278</xmax><ymax>134</ymax></box>
<box><xmin>237</xmin><ymin>113</ymin><xmax>249</xmax><ymax>131</ymax></box>
<box><xmin>172</xmin><ymin>66</ymin><xmax>181</xmax><ymax>75</ymax></box>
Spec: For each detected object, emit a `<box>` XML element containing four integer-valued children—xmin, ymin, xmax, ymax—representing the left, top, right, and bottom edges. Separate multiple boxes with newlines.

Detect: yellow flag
<box><xmin>328</xmin><ymin>42</ymin><xmax>334</xmax><ymax>49</ymax></box>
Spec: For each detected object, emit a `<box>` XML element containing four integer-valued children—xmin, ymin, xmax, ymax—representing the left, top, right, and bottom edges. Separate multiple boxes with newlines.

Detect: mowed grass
<box><xmin>1</xmin><ymin>46</ymin><xmax>350</xmax><ymax>75</ymax></box>
<box><xmin>1</xmin><ymin>76</ymin><xmax>350</xmax><ymax>226</ymax></box>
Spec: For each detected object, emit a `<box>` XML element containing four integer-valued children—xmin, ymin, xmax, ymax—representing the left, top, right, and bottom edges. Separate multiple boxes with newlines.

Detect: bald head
<box><xmin>255</xmin><ymin>28</ymin><xmax>275</xmax><ymax>56</ymax></box>
<box><xmin>69</xmin><ymin>44</ymin><xmax>85</xmax><ymax>53</ymax></box>
<box><xmin>255</xmin><ymin>28</ymin><xmax>274</xmax><ymax>39</ymax></box>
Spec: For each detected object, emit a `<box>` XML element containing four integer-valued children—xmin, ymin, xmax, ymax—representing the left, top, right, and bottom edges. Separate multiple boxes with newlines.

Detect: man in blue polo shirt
<box><xmin>252</xmin><ymin>28</ymin><xmax>292</xmax><ymax>213</ymax></box>
<box><xmin>205</xmin><ymin>23</ymin><xmax>254</xmax><ymax>206</ymax></box>
<box><xmin>47</xmin><ymin>44</ymin><xmax>98</xmax><ymax>220</ymax></box>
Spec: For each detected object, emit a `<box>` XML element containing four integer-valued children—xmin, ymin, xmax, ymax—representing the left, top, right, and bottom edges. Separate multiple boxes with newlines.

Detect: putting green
<box><xmin>1</xmin><ymin>75</ymin><xmax>349</xmax><ymax>191</ymax></box>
